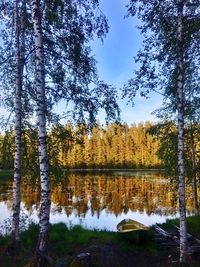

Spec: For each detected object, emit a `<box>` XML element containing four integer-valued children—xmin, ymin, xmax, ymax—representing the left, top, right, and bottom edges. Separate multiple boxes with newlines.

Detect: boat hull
<box><xmin>117</xmin><ymin>219</ymin><xmax>150</xmax><ymax>244</ymax></box>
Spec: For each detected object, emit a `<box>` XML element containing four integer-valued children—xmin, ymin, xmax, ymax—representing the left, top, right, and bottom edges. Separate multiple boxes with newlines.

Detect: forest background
<box><xmin>0</xmin><ymin>121</ymin><xmax>200</xmax><ymax>173</ymax></box>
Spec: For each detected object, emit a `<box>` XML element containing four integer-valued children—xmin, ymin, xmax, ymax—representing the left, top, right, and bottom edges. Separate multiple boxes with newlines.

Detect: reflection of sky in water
<box><xmin>0</xmin><ymin>202</ymin><xmax>12</xmax><ymax>221</ymax></box>
<box><xmin>49</xmin><ymin>205</ymin><xmax>179</xmax><ymax>231</ymax></box>
<box><xmin>0</xmin><ymin>171</ymin><xmax>196</xmax><ymax>233</ymax></box>
<box><xmin>0</xmin><ymin>201</ymin><xmax>179</xmax><ymax>233</ymax></box>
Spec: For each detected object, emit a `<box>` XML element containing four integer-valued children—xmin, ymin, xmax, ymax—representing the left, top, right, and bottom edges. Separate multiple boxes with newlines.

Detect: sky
<box><xmin>90</xmin><ymin>0</ymin><xmax>163</xmax><ymax>124</ymax></box>
<box><xmin>0</xmin><ymin>0</ymin><xmax>164</xmax><ymax>128</ymax></box>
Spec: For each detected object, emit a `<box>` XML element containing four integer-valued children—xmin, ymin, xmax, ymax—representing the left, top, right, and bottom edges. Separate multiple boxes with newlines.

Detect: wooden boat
<box><xmin>117</xmin><ymin>219</ymin><xmax>149</xmax><ymax>243</ymax></box>
<box><xmin>117</xmin><ymin>219</ymin><xmax>149</xmax><ymax>232</ymax></box>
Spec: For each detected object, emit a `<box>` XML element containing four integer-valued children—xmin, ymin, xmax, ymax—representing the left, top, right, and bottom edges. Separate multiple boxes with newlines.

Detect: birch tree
<box><xmin>30</xmin><ymin>0</ymin><xmax>118</xmax><ymax>264</ymax></box>
<box><xmin>12</xmin><ymin>0</ymin><xmax>25</xmax><ymax>244</ymax></box>
<box><xmin>0</xmin><ymin>0</ymin><xmax>119</xmax><ymax>136</ymax></box>
<box><xmin>124</xmin><ymin>0</ymin><xmax>200</xmax><ymax>263</ymax></box>
<box><xmin>177</xmin><ymin>1</ymin><xmax>187</xmax><ymax>261</ymax></box>
<box><xmin>0</xmin><ymin>1</ymin><xmax>119</xmax><ymax>259</ymax></box>
<box><xmin>31</xmin><ymin>0</ymin><xmax>50</xmax><ymax>264</ymax></box>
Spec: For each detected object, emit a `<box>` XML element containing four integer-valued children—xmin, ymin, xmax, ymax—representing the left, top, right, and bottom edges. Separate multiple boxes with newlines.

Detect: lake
<box><xmin>0</xmin><ymin>170</ymin><xmax>197</xmax><ymax>233</ymax></box>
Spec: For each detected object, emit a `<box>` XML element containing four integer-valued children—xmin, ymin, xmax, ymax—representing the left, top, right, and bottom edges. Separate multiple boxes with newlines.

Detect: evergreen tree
<box><xmin>1</xmin><ymin>130</ymin><xmax>14</xmax><ymax>169</ymax></box>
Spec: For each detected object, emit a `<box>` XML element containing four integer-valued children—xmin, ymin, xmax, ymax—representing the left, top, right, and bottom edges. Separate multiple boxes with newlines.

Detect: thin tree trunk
<box><xmin>177</xmin><ymin>0</ymin><xmax>187</xmax><ymax>263</ymax></box>
<box><xmin>31</xmin><ymin>0</ymin><xmax>51</xmax><ymax>265</ymax></box>
<box><xmin>12</xmin><ymin>0</ymin><xmax>25</xmax><ymax>244</ymax></box>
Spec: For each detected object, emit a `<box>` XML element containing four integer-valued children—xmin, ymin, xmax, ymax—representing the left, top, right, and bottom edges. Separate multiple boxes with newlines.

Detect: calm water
<box><xmin>0</xmin><ymin>171</ymin><xmax>197</xmax><ymax>232</ymax></box>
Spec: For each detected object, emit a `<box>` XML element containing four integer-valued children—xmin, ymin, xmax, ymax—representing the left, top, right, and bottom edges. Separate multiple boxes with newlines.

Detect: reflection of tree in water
<box><xmin>90</xmin><ymin>192</ymin><xmax>101</xmax><ymax>218</ymax></box>
<box><xmin>0</xmin><ymin>173</ymin><xmax>199</xmax><ymax>218</ymax></box>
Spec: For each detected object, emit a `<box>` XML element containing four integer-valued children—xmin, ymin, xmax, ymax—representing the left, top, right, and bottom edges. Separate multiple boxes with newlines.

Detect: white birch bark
<box><xmin>177</xmin><ymin>0</ymin><xmax>187</xmax><ymax>263</ymax></box>
<box><xmin>31</xmin><ymin>0</ymin><xmax>51</xmax><ymax>261</ymax></box>
<box><xmin>12</xmin><ymin>0</ymin><xmax>25</xmax><ymax>243</ymax></box>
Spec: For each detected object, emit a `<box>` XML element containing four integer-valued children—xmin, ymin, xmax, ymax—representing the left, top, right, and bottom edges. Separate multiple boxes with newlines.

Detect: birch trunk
<box><xmin>12</xmin><ymin>0</ymin><xmax>25</xmax><ymax>243</ymax></box>
<box><xmin>31</xmin><ymin>0</ymin><xmax>51</xmax><ymax>264</ymax></box>
<box><xmin>177</xmin><ymin>0</ymin><xmax>187</xmax><ymax>263</ymax></box>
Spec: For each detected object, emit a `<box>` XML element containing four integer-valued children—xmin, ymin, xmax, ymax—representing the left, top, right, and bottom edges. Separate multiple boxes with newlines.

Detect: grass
<box><xmin>158</xmin><ymin>214</ymin><xmax>200</xmax><ymax>239</ymax></box>
<box><xmin>1</xmin><ymin>216</ymin><xmax>200</xmax><ymax>266</ymax></box>
<box><xmin>47</xmin><ymin>223</ymin><xmax>155</xmax><ymax>255</ymax></box>
<box><xmin>186</xmin><ymin>215</ymin><xmax>200</xmax><ymax>239</ymax></box>
<box><xmin>0</xmin><ymin>223</ymin><xmax>155</xmax><ymax>266</ymax></box>
<box><xmin>0</xmin><ymin>169</ymin><xmax>13</xmax><ymax>178</ymax></box>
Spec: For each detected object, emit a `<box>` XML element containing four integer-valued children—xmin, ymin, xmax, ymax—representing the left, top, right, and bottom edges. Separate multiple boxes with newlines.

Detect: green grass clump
<box><xmin>186</xmin><ymin>215</ymin><xmax>200</xmax><ymax>239</ymax></box>
<box><xmin>0</xmin><ymin>234</ymin><xmax>11</xmax><ymax>246</ymax></box>
<box><xmin>49</xmin><ymin>223</ymin><xmax>67</xmax><ymax>241</ymax></box>
<box><xmin>157</xmin><ymin>218</ymin><xmax>179</xmax><ymax>232</ymax></box>
<box><xmin>48</xmin><ymin>224</ymin><xmax>118</xmax><ymax>255</ymax></box>
<box><xmin>20</xmin><ymin>223</ymin><xmax>39</xmax><ymax>249</ymax></box>
<box><xmin>0</xmin><ymin>169</ymin><xmax>13</xmax><ymax>178</ymax></box>
<box><xmin>48</xmin><ymin>223</ymin><xmax>70</xmax><ymax>255</ymax></box>
<box><xmin>0</xmin><ymin>222</ymin><xmax>157</xmax><ymax>266</ymax></box>
<box><xmin>48</xmin><ymin>223</ymin><xmax>155</xmax><ymax>256</ymax></box>
<box><xmin>159</xmin><ymin>215</ymin><xmax>200</xmax><ymax>239</ymax></box>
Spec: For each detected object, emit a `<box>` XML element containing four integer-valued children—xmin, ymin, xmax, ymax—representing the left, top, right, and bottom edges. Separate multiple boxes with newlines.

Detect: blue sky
<box><xmin>0</xmin><ymin>0</ymin><xmax>163</xmax><ymax>128</ymax></box>
<box><xmin>91</xmin><ymin>0</ymin><xmax>163</xmax><ymax>124</ymax></box>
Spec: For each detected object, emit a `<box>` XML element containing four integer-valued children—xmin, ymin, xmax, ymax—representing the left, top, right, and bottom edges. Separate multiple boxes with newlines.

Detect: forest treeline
<box><xmin>1</xmin><ymin>121</ymin><xmax>199</xmax><ymax>173</ymax></box>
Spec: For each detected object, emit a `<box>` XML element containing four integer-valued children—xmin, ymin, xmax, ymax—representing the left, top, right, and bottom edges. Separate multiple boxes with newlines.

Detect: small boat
<box><xmin>117</xmin><ymin>219</ymin><xmax>149</xmax><ymax>243</ymax></box>
<box><xmin>117</xmin><ymin>218</ymin><xmax>149</xmax><ymax>232</ymax></box>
